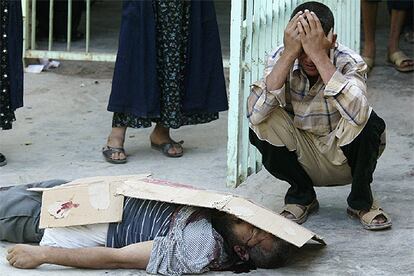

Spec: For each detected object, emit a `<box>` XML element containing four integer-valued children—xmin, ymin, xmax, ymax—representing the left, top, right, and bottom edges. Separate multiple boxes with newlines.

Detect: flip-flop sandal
<box><xmin>280</xmin><ymin>198</ymin><xmax>319</xmax><ymax>224</ymax></box>
<box><xmin>102</xmin><ymin>146</ymin><xmax>127</xmax><ymax>164</ymax></box>
<box><xmin>0</xmin><ymin>153</ymin><xmax>6</xmax><ymax>167</ymax></box>
<box><xmin>151</xmin><ymin>140</ymin><xmax>184</xmax><ymax>158</ymax></box>
<box><xmin>388</xmin><ymin>51</ymin><xmax>414</xmax><ymax>72</ymax></box>
<box><xmin>347</xmin><ymin>204</ymin><xmax>392</xmax><ymax>231</ymax></box>
<box><xmin>362</xmin><ymin>56</ymin><xmax>375</xmax><ymax>74</ymax></box>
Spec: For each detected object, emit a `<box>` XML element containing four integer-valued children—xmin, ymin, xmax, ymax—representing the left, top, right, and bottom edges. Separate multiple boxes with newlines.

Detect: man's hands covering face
<box><xmin>283</xmin><ymin>11</ymin><xmax>303</xmax><ymax>59</ymax></box>
<box><xmin>297</xmin><ymin>10</ymin><xmax>333</xmax><ymax>61</ymax></box>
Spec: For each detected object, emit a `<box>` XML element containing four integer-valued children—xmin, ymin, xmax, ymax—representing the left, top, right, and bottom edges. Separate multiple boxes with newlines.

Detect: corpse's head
<box><xmin>290</xmin><ymin>1</ymin><xmax>337</xmax><ymax>77</ymax></box>
<box><xmin>211</xmin><ymin>212</ymin><xmax>294</xmax><ymax>269</ymax></box>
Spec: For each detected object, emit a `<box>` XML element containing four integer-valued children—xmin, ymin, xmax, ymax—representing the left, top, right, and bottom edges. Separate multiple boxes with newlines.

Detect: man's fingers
<box><xmin>290</xmin><ymin>11</ymin><xmax>303</xmax><ymax>25</ymax></box>
<box><xmin>298</xmin><ymin>15</ymin><xmax>310</xmax><ymax>34</ymax></box>
<box><xmin>305</xmin><ymin>10</ymin><xmax>316</xmax><ymax>30</ymax></box>
<box><xmin>297</xmin><ymin>21</ymin><xmax>305</xmax><ymax>36</ymax></box>
<box><xmin>310</xmin><ymin>12</ymin><xmax>324</xmax><ymax>33</ymax></box>
<box><xmin>286</xmin><ymin>11</ymin><xmax>302</xmax><ymax>31</ymax></box>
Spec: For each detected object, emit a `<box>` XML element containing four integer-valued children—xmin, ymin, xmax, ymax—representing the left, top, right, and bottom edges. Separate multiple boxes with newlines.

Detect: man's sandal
<box><xmin>102</xmin><ymin>146</ymin><xmax>127</xmax><ymax>164</ymax></box>
<box><xmin>0</xmin><ymin>153</ymin><xmax>6</xmax><ymax>167</ymax></box>
<box><xmin>280</xmin><ymin>198</ymin><xmax>319</xmax><ymax>224</ymax></box>
<box><xmin>388</xmin><ymin>51</ymin><xmax>414</xmax><ymax>72</ymax></box>
<box><xmin>151</xmin><ymin>140</ymin><xmax>184</xmax><ymax>158</ymax></box>
<box><xmin>347</xmin><ymin>203</ymin><xmax>392</xmax><ymax>231</ymax></box>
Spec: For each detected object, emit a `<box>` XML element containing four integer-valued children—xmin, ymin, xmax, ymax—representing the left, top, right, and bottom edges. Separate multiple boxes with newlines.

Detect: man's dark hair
<box><xmin>211</xmin><ymin>211</ymin><xmax>244</xmax><ymax>263</ymax></box>
<box><xmin>291</xmin><ymin>1</ymin><xmax>334</xmax><ymax>35</ymax></box>
<box><xmin>248</xmin><ymin>237</ymin><xmax>294</xmax><ymax>268</ymax></box>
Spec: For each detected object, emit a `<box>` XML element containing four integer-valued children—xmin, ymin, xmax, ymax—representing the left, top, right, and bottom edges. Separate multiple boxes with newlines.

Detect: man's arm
<box><xmin>298</xmin><ymin>11</ymin><xmax>370</xmax><ymax>126</ymax></box>
<box><xmin>247</xmin><ymin>11</ymin><xmax>303</xmax><ymax>125</ymax></box>
<box><xmin>7</xmin><ymin>242</ymin><xmax>153</xmax><ymax>270</ymax></box>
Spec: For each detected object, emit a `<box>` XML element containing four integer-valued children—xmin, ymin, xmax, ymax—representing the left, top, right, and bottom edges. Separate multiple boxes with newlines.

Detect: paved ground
<box><xmin>1</xmin><ymin>2</ymin><xmax>413</xmax><ymax>276</ymax></box>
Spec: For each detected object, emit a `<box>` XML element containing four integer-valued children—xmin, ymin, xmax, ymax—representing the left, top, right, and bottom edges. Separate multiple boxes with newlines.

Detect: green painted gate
<box><xmin>227</xmin><ymin>0</ymin><xmax>361</xmax><ymax>187</ymax></box>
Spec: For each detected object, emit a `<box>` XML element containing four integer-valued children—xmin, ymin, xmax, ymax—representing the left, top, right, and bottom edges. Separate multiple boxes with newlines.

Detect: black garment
<box><xmin>249</xmin><ymin>111</ymin><xmax>386</xmax><ymax>211</ymax></box>
<box><xmin>112</xmin><ymin>0</ymin><xmax>218</xmax><ymax>129</ymax></box>
<box><xmin>0</xmin><ymin>0</ymin><xmax>23</xmax><ymax>130</ymax></box>
<box><xmin>108</xmin><ymin>0</ymin><xmax>227</xmax><ymax>121</ymax></box>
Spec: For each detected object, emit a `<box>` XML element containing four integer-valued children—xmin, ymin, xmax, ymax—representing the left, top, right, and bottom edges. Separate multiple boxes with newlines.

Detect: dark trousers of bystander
<box><xmin>249</xmin><ymin>111</ymin><xmax>386</xmax><ymax>211</ymax></box>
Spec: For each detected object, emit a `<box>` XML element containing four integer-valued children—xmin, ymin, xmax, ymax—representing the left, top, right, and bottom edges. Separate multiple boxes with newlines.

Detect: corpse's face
<box><xmin>232</xmin><ymin>222</ymin><xmax>275</xmax><ymax>261</ymax></box>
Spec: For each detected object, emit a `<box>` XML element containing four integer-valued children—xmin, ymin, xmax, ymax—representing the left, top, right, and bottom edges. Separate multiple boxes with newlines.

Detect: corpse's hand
<box><xmin>6</xmin><ymin>244</ymin><xmax>45</xmax><ymax>269</ymax></box>
<box><xmin>297</xmin><ymin>10</ymin><xmax>334</xmax><ymax>62</ymax></box>
<box><xmin>283</xmin><ymin>11</ymin><xmax>303</xmax><ymax>59</ymax></box>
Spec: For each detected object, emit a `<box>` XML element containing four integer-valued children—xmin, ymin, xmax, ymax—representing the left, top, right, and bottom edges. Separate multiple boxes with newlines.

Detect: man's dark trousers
<box><xmin>249</xmin><ymin>111</ymin><xmax>386</xmax><ymax>211</ymax></box>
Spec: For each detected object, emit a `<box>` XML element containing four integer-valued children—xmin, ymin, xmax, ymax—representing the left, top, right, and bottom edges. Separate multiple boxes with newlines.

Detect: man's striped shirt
<box><xmin>106</xmin><ymin>198</ymin><xmax>177</xmax><ymax>248</ymax></box>
<box><xmin>247</xmin><ymin>43</ymin><xmax>371</xmax><ymax>137</ymax></box>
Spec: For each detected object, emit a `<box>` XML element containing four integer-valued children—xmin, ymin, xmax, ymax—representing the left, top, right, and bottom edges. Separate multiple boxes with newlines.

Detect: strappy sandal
<box><xmin>388</xmin><ymin>51</ymin><xmax>414</xmax><ymax>72</ymax></box>
<box><xmin>0</xmin><ymin>153</ymin><xmax>6</xmax><ymax>167</ymax></box>
<box><xmin>102</xmin><ymin>146</ymin><xmax>127</xmax><ymax>164</ymax></box>
<box><xmin>347</xmin><ymin>202</ymin><xmax>392</xmax><ymax>231</ymax></box>
<box><xmin>151</xmin><ymin>140</ymin><xmax>184</xmax><ymax>158</ymax></box>
<box><xmin>280</xmin><ymin>198</ymin><xmax>319</xmax><ymax>224</ymax></box>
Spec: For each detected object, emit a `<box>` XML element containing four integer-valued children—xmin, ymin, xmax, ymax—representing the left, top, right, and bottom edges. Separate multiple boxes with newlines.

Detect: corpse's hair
<box><xmin>211</xmin><ymin>211</ymin><xmax>294</xmax><ymax>269</ymax></box>
<box><xmin>248</xmin><ymin>237</ymin><xmax>294</xmax><ymax>268</ymax></box>
<box><xmin>210</xmin><ymin>211</ymin><xmax>244</xmax><ymax>263</ymax></box>
<box><xmin>291</xmin><ymin>1</ymin><xmax>334</xmax><ymax>35</ymax></box>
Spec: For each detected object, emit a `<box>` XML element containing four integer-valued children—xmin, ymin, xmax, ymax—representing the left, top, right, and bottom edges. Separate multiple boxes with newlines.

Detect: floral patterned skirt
<box><xmin>112</xmin><ymin>0</ymin><xmax>219</xmax><ymax>129</ymax></box>
<box><xmin>0</xmin><ymin>0</ymin><xmax>15</xmax><ymax>130</ymax></box>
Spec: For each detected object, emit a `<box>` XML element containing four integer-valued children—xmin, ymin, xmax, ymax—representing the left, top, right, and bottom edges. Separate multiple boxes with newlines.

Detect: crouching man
<box><xmin>248</xmin><ymin>1</ymin><xmax>391</xmax><ymax>230</ymax></box>
<box><xmin>1</xmin><ymin>180</ymin><xmax>293</xmax><ymax>274</ymax></box>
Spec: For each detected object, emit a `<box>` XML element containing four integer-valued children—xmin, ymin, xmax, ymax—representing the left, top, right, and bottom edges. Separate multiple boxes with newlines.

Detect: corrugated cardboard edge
<box><xmin>118</xmin><ymin>179</ymin><xmax>325</xmax><ymax>248</ymax></box>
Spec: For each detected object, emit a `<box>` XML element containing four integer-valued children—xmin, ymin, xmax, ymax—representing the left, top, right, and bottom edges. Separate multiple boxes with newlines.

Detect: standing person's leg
<box><xmin>103</xmin><ymin>126</ymin><xmax>127</xmax><ymax>163</ymax></box>
<box><xmin>150</xmin><ymin>123</ymin><xmax>183</xmax><ymax>157</ymax></box>
<box><xmin>0</xmin><ymin>180</ymin><xmax>68</xmax><ymax>243</ymax></box>
<box><xmin>340</xmin><ymin>111</ymin><xmax>391</xmax><ymax>229</ymax></box>
<box><xmin>387</xmin><ymin>1</ymin><xmax>414</xmax><ymax>72</ymax></box>
<box><xmin>361</xmin><ymin>0</ymin><xmax>379</xmax><ymax>71</ymax></box>
<box><xmin>148</xmin><ymin>0</ymin><xmax>190</xmax><ymax>158</ymax></box>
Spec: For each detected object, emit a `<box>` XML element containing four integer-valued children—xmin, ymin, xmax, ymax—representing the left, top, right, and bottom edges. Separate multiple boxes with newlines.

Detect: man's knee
<box><xmin>364</xmin><ymin>111</ymin><xmax>386</xmax><ymax>135</ymax></box>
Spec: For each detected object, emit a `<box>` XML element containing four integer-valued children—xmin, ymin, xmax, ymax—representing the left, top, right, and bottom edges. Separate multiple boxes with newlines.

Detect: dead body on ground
<box><xmin>1</xmin><ymin>176</ymin><xmax>324</xmax><ymax>274</ymax></box>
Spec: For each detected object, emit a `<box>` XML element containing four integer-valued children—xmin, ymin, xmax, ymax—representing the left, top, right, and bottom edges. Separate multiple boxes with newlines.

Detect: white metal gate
<box><xmin>227</xmin><ymin>0</ymin><xmax>361</xmax><ymax>187</ymax></box>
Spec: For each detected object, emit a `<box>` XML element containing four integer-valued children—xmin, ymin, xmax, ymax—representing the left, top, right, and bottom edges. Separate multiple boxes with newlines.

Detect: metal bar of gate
<box><xmin>227</xmin><ymin>0</ymin><xmax>245</xmax><ymax>187</ymax></box>
<box><xmin>86</xmin><ymin>0</ymin><xmax>91</xmax><ymax>53</ymax></box>
<box><xmin>30</xmin><ymin>0</ymin><xmax>36</xmax><ymax>50</ymax></box>
<box><xmin>67</xmin><ymin>0</ymin><xmax>72</xmax><ymax>51</ymax></box>
<box><xmin>48</xmin><ymin>0</ymin><xmax>54</xmax><ymax>51</ymax></box>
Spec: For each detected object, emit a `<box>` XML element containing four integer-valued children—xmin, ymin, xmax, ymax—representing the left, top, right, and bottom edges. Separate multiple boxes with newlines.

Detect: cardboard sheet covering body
<box><xmin>33</xmin><ymin>174</ymin><xmax>325</xmax><ymax>248</ymax></box>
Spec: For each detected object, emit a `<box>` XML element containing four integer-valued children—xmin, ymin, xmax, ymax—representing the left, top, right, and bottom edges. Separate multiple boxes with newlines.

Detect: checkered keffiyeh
<box><xmin>146</xmin><ymin>206</ymin><xmax>228</xmax><ymax>276</ymax></box>
<box><xmin>247</xmin><ymin>43</ymin><xmax>372</xmax><ymax>137</ymax></box>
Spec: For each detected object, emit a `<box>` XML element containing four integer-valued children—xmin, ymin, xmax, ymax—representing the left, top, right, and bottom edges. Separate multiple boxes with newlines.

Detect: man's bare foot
<box><xmin>150</xmin><ymin>124</ymin><xmax>183</xmax><ymax>156</ymax></box>
<box><xmin>105</xmin><ymin>127</ymin><xmax>127</xmax><ymax>161</ymax></box>
<box><xmin>6</xmin><ymin>244</ymin><xmax>46</xmax><ymax>269</ymax></box>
